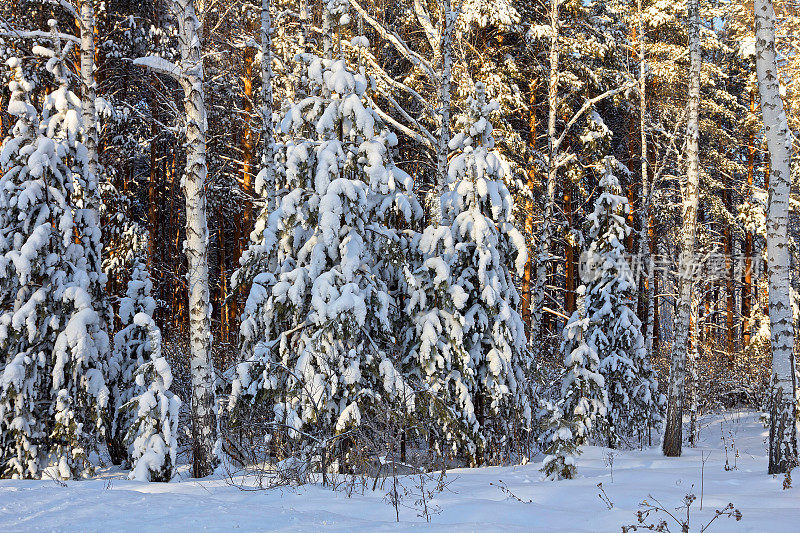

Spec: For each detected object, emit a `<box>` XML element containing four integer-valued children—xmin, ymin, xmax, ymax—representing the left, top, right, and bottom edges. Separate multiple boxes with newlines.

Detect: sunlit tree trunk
<box><xmin>430</xmin><ymin>0</ymin><xmax>454</xmax><ymax>225</ymax></box>
<box><xmin>743</xmin><ymin>90</ymin><xmax>756</xmax><ymax>345</ymax></box>
<box><xmin>663</xmin><ymin>0</ymin><xmax>701</xmax><ymax>458</ymax></box>
<box><xmin>533</xmin><ymin>0</ymin><xmax>561</xmax><ymax>345</ymax></box>
<box><xmin>636</xmin><ymin>0</ymin><xmax>655</xmax><ymax>357</ymax></box>
<box><xmin>521</xmin><ymin>85</ymin><xmax>537</xmax><ymax>336</ymax></box>
<box><xmin>754</xmin><ymin>0</ymin><xmax>797</xmax><ymax>475</ymax></box>
<box><xmin>172</xmin><ymin>0</ymin><xmax>218</xmax><ymax>478</ymax></box>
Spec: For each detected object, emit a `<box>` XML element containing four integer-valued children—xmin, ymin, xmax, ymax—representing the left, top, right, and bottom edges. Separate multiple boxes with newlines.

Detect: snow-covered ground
<box><xmin>1</xmin><ymin>411</ymin><xmax>798</xmax><ymax>532</ymax></box>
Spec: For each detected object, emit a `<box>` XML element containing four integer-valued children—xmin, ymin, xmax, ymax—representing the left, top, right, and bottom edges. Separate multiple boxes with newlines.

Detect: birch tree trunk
<box><xmin>79</xmin><ymin>0</ymin><xmax>98</xmax><ymax>186</ymax></box>
<box><xmin>754</xmin><ymin>0</ymin><xmax>797</xmax><ymax>475</ymax></box>
<box><xmin>172</xmin><ymin>0</ymin><xmax>218</xmax><ymax>478</ymax></box>
<box><xmin>78</xmin><ymin>0</ymin><xmax>107</xmax><ymax>319</ymax></box>
<box><xmin>663</xmin><ymin>0</ymin><xmax>701</xmax><ymax>457</ymax></box>
<box><xmin>532</xmin><ymin>0</ymin><xmax>560</xmax><ymax>345</ymax></box>
<box><xmin>322</xmin><ymin>5</ymin><xmax>334</xmax><ymax>59</ymax></box>
<box><xmin>260</xmin><ymin>0</ymin><xmax>276</xmax><ymax>214</ymax></box>
<box><xmin>637</xmin><ymin>0</ymin><xmax>655</xmax><ymax>359</ymax></box>
<box><xmin>430</xmin><ymin>0</ymin><xmax>453</xmax><ymax>226</ymax></box>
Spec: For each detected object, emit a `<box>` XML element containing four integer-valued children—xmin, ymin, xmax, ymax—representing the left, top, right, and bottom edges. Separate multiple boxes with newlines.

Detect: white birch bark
<box><xmin>429</xmin><ymin>0</ymin><xmax>454</xmax><ymax>226</ymax></box>
<box><xmin>171</xmin><ymin>0</ymin><xmax>217</xmax><ymax>478</ymax></box>
<box><xmin>663</xmin><ymin>0</ymin><xmax>701</xmax><ymax>457</ymax></box>
<box><xmin>79</xmin><ymin>0</ymin><xmax>98</xmax><ymax>186</ymax></box>
<box><xmin>754</xmin><ymin>0</ymin><xmax>797</xmax><ymax>474</ymax></box>
<box><xmin>637</xmin><ymin>0</ymin><xmax>655</xmax><ymax>359</ymax></box>
<box><xmin>260</xmin><ymin>0</ymin><xmax>276</xmax><ymax>214</ymax></box>
<box><xmin>532</xmin><ymin>0</ymin><xmax>560</xmax><ymax>346</ymax></box>
<box><xmin>78</xmin><ymin>0</ymin><xmax>108</xmax><ymax>321</ymax></box>
<box><xmin>299</xmin><ymin>0</ymin><xmax>309</xmax><ymax>51</ymax></box>
<box><xmin>323</xmin><ymin>4</ymin><xmax>334</xmax><ymax>59</ymax></box>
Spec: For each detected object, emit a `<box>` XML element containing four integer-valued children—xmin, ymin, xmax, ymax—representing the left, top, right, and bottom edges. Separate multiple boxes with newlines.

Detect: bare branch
<box><xmin>553</xmin><ymin>81</ymin><xmax>636</xmax><ymax>155</ymax></box>
<box><xmin>348</xmin><ymin>0</ymin><xmax>438</xmax><ymax>82</ymax></box>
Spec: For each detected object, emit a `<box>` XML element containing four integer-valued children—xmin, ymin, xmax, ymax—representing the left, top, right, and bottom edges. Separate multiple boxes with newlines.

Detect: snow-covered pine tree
<box><xmin>411</xmin><ymin>82</ymin><xmax>529</xmax><ymax>464</ymax></box>
<box><xmin>124</xmin><ymin>310</ymin><xmax>180</xmax><ymax>482</ymax></box>
<box><xmin>539</xmin><ymin>399</ymin><xmax>577</xmax><ymax>481</ymax></box>
<box><xmin>402</xmin><ymin>223</ymin><xmax>474</xmax><ymax>456</ymax></box>
<box><xmin>541</xmin><ymin>289</ymin><xmax>606</xmax><ymax>480</ymax></box>
<box><xmin>230</xmin><ymin>52</ymin><xmax>419</xmax><ymax>451</ymax></box>
<box><xmin>0</xmin><ymin>35</ymin><xmax>109</xmax><ymax>480</ymax></box>
<box><xmin>39</xmin><ymin>30</ymin><xmax>110</xmax><ymax>480</ymax></box>
<box><xmin>107</xmin><ymin>261</ymin><xmax>157</xmax><ymax>466</ymax></box>
<box><xmin>0</xmin><ymin>57</ymin><xmax>53</xmax><ymax>480</ymax></box>
<box><xmin>583</xmin><ymin>159</ymin><xmax>662</xmax><ymax>449</ymax></box>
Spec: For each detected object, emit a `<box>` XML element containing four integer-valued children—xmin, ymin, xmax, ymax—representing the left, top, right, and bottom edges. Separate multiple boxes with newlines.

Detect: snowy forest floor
<box><xmin>1</xmin><ymin>411</ymin><xmax>798</xmax><ymax>532</ymax></box>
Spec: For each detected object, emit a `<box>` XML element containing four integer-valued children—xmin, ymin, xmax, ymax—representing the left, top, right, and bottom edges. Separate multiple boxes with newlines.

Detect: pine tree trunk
<box><xmin>218</xmin><ymin>205</ymin><xmax>228</xmax><ymax>343</ymax></box>
<box><xmin>240</xmin><ymin>43</ymin><xmax>255</xmax><ymax>253</ymax></box>
<box><xmin>743</xmin><ymin>90</ymin><xmax>755</xmax><ymax>345</ymax></box>
<box><xmin>754</xmin><ymin>0</ymin><xmax>798</xmax><ymax>475</ymax></box>
<box><xmin>521</xmin><ymin>84</ymin><xmax>537</xmax><ymax>336</ymax></box>
<box><xmin>564</xmin><ymin>183</ymin><xmax>575</xmax><ymax>316</ymax></box>
<box><xmin>172</xmin><ymin>0</ymin><xmax>217</xmax><ymax>478</ymax></box>
<box><xmin>663</xmin><ymin>0</ymin><xmax>701</xmax><ymax>458</ymax></box>
<box><xmin>148</xmin><ymin>86</ymin><xmax>159</xmax><ymax>275</ymax></box>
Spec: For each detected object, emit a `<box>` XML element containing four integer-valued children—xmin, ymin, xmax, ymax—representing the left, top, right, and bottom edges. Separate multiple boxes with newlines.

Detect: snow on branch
<box><xmin>378</xmin><ymin>91</ymin><xmax>437</xmax><ymax>145</ymax></box>
<box><xmin>133</xmin><ymin>56</ymin><xmax>182</xmax><ymax>81</ymax></box>
<box><xmin>553</xmin><ymin>80</ymin><xmax>637</xmax><ymax>162</ymax></box>
<box><xmin>43</xmin><ymin>0</ymin><xmax>79</xmax><ymax>20</ymax></box>
<box><xmin>348</xmin><ymin>0</ymin><xmax>437</xmax><ymax>82</ymax></box>
<box><xmin>368</xmin><ymin>97</ymin><xmax>435</xmax><ymax>149</ymax></box>
<box><xmin>0</xmin><ymin>28</ymin><xmax>80</xmax><ymax>45</ymax></box>
<box><xmin>341</xmin><ymin>38</ymin><xmax>434</xmax><ymax>116</ymax></box>
<box><xmin>413</xmin><ymin>0</ymin><xmax>441</xmax><ymax>51</ymax></box>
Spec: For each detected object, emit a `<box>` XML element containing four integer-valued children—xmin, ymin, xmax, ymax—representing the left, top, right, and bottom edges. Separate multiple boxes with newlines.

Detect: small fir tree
<box><xmin>0</xmin><ymin>57</ymin><xmax>53</xmax><ymax>479</ymax></box>
<box><xmin>405</xmin><ymin>83</ymin><xmax>530</xmax><ymax>464</ymax></box>
<box><xmin>124</xmin><ymin>311</ymin><xmax>180</xmax><ymax>482</ymax></box>
<box><xmin>541</xmin><ymin>288</ymin><xmax>607</xmax><ymax>480</ymax></box>
<box><xmin>107</xmin><ymin>261</ymin><xmax>157</xmax><ymax>465</ymax></box>
<box><xmin>231</xmin><ymin>54</ymin><xmax>419</xmax><ymax>447</ymax></box>
<box><xmin>583</xmin><ymin>159</ymin><xmax>663</xmax><ymax>448</ymax></box>
<box><xmin>0</xmin><ymin>39</ymin><xmax>109</xmax><ymax>480</ymax></box>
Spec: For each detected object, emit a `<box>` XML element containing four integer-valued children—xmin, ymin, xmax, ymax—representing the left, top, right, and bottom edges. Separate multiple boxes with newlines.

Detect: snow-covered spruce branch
<box><xmin>42</xmin><ymin>0</ymin><xmax>79</xmax><ymax>20</ymax></box>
